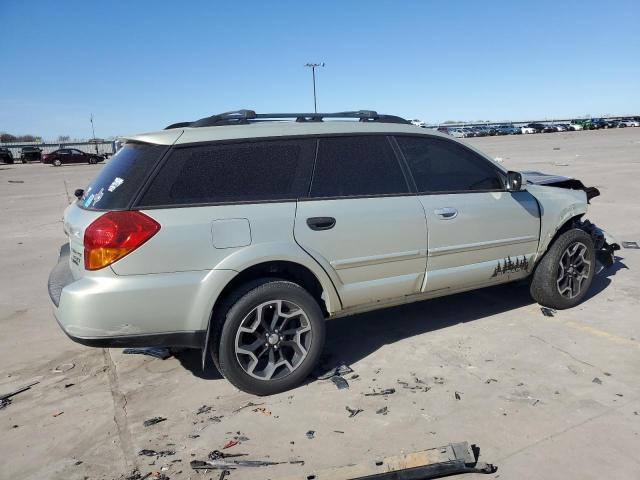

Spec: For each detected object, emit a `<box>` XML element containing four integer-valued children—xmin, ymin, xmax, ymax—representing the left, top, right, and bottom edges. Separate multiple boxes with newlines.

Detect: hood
<box><xmin>522</xmin><ymin>170</ymin><xmax>600</xmax><ymax>202</ymax></box>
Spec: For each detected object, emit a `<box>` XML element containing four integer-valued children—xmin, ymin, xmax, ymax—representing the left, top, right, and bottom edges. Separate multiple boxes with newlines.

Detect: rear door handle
<box><xmin>306</xmin><ymin>217</ymin><xmax>336</xmax><ymax>231</ymax></box>
<box><xmin>434</xmin><ymin>208</ymin><xmax>458</xmax><ymax>220</ymax></box>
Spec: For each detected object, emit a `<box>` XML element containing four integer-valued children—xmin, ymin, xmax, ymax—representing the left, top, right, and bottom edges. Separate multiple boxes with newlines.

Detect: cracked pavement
<box><xmin>1</xmin><ymin>128</ymin><xmax>639</xmax><ymax>479</ymax></box>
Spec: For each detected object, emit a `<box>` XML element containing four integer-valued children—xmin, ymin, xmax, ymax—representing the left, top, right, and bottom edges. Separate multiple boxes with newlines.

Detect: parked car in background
<box><xmin>20</xmin><ymin>146</ymin><xmax>42</xmax><ymax>163</ymax></box>
<box><xmin>0</xmin><ymin>147</ymin><xmax>14</xmax><ymax>164</ymax></box>
<box><xmin>620</xmin><ymin>118</ymin><xmax>640</xmax><ymax>127</ymax></box>
<box><xmin>42</xmin><ymin>148</ymin><xmax>105</xmax><ymax>166</ymax></box>
<box><xmin>495</xmin><ymin>125</ymin><xmax>519</xmax><ymax>135</ymax></box>
<box><xmin>449</xmin><ymin>128</ymin><xmax>474</xmax><ymax>138</ymax></box>
<box><xmin>460</xmin><ymin>127</ymin><xmax>476</xmax><ymax>137</ymax></box>
<box><xmin>542</xmin><ymin>124</ymin><xmax>557</xmax><ymax>133</ymax></box>
<box><xmin>604</xmin><ymin>119</ymin><xmax>623</xmax><ymax>128</ymax></box>
<box><xmin>471</xmin><ymin>126</ymin><xmax>489</xmax><ymax>137</ymax></box>
<box><xmin>410</xmin><ymin>119</ymin><xmax>426</xmax><ymax>127</ymax></box>
<box><xmin>552</xmin><ymin>124</ymin><xmax>568</xmax><ymax>132</ymax></box>
<box><xmin>572</xmin><ymin>119</ymin><xmax>594</xmax><ymax>130</ymax></box>
<box><xmin>568</xmin><ymin>121</ymin><xmax>584</xmax><ymax>131</ymax></box>
<box><xmin>590</xmin><ymin>118</ymin><xmax>606</xmax><ymax>129</ymax></box>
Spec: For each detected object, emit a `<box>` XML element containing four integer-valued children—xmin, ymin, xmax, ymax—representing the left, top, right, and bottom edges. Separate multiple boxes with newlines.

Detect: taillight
<box><xmin>84</xmin><ymin>211</ymin><xmax>160</xmax><ymax>270</ymax></box>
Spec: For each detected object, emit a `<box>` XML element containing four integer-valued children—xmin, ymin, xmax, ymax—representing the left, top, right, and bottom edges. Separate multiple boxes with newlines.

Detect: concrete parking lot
<box><xmin>1</xmin><ymin>128</ymin><xmax>639</xmax><ymax>480</ymax></box>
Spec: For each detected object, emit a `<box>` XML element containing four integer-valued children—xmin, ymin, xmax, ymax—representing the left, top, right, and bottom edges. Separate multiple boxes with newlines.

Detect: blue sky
<box><xmin>1</xmin><ymin>0</ymin><xmax>638</xmax><ymax>138</ymax></box>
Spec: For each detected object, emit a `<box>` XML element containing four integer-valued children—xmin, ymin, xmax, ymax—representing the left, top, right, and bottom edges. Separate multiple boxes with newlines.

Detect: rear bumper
<box><xmin>48</xmin><ymin>243</ymin><xmax>235</xmax><ymax>348</ymax></box>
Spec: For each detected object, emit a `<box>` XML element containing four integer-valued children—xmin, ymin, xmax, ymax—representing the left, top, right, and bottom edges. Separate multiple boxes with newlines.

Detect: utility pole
<box><xmin>304</xmin><ymin>62</ymin><xmax>324</xmax><ymax>113</ymax></box>
<box><xmin>90</xmin><ymin>114</ymin><xmax>98</xmax><ymax>154</ymax></box>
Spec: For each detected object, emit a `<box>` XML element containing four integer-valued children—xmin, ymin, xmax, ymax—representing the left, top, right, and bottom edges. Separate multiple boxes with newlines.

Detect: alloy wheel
<box><xmin>234</xmin><ymin>300</ymin><xmax>311</xmax><ymax>380</ymax></box>
<box><xmin>556</xmin><ymin>241</ymin><xmax>591</xmax><ymax>299</ymax></box>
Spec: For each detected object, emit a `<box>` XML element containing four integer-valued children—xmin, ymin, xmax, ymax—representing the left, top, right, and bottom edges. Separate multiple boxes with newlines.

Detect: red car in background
<box><xmin>42</xmin><ymin>148</ymin><xmax>104</xmax><ymax>166</ymax></box>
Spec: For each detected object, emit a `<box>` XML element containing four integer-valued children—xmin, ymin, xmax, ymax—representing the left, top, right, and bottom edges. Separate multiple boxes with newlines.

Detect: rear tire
<box><xmin>53</xmin><ymin>159</ymin><xmax>62</xmax><ymax>167</ymax></box>
<box><xmin>89</xmin><ymin>157</ymin><xmax>97</xmax><ymax>164</ymax></box>
<box><xmin>212</xmin><ymin>279</ymin><xmax>325</xmax><ymax>395</ymax></box>
<box><xmin>530</xmin><ymin>228</ymin><xmax>595</xmax><ymax>309</ymax></box>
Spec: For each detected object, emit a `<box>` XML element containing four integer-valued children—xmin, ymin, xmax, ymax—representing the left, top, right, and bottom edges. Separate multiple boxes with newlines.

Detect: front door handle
<box><xmin>306</xmin><ymin>217</ymin><xmax>336</xmax><ymax>231</ymax></box>
<box><xmin>434</xmin><ymin>207</ymin><xmax>458</xmax><ymax>220</ymax></box>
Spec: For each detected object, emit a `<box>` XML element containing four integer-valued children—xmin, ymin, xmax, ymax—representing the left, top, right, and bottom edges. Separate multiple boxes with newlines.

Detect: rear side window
<box><xmin>81</xmin><ymin>142</ymin><xmax>166</xmax><ymax>210</ymax></box>
<box><xmin>138</xmin><ymin>139</ymin><xmax>316</xmax><ymax>206</ymax></box>
<box><xmin>396</xmin><ymin>136</ymin><xmax>504</xmax><ymax>193</ymax></box>
<box><xmin>309</xmin><ymin>136</ymin><xmax>409</xmax><ymax>198</ymax></box>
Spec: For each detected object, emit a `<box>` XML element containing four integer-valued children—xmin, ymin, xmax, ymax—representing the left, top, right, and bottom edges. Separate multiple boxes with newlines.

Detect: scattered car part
<box><xmin>143</xmin><ymin>416</ymin><xmax>166</xmax><ymax>427</ymax></box>
<box><xmin>318</xmin><ymin>363</ymin><xmax>353</xmax><ymax>380</ymax></box>
<box><xmin>275</xmin><ymin>442</ymin><xmax>495</xmax><ymax>480</ymax></box>
<box><xmin>621</xmin><ymin>241</ymin><xmax>639</xmax><ymax>249</ymax></box>
<box><xmin>364</xmin><ymin>388</ymin><xmax>396</xmax><ymax>396</ymax></box>
<box><xmin>331</xmin><ymin>375</ymin><xmax>349</xmax><ymax>390</ymax></box>
<box><xmin>123</xmin><ymin>347</ymin><xmax>172</xmax><ymax>360</ymax></box>
<box><xmin>0</xmin><ymin>381</ymin><xmax>39</xmax><ymax>409</ymax></box>
<box><xmin>346</xmin><ymin>406</ymin><xmax>363</xmax><ymax>417</ymax></box>
<box><xmin>138</xmin><ymin>449</ymin><xmax>175</xmax><ymax>457</ymax></box>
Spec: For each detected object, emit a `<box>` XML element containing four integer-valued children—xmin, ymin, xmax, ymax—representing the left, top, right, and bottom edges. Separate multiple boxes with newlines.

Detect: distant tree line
<box><xmin>0</xmin><ymin>132</ymin><xmax>42</xmax><ymax>143</ymax></box>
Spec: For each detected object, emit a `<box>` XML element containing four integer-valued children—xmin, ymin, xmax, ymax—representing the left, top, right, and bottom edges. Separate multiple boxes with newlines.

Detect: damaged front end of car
<box><xmin>524</xmin><ymin>171</ymin><xmax>620</xmax><ymax>266</ymax></box>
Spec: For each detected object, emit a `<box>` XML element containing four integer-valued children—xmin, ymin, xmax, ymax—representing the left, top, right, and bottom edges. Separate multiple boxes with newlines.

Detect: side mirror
<box><xmin>74</xmin><ymin>188</ymin><xmax>84</xmax><ymax>199</ymax></box>
<box><xmin>506</xmin><ymin>171</ymin><xmax>525</xmax><ymax>191</ymax></box>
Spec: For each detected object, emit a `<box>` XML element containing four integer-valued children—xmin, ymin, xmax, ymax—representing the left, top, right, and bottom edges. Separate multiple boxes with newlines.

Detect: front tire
<box><xmin>53</xmin><ymin>159</ymin><xmax>62</xmax><ymax>167</ymax></box>
<box><xmin>530</xmin><ymin>228</ymin><xmax>595</xmax><ymax>309</ymax></box>
<box><xmin>214</xmin><ymin>280</ymin><xmax>325</xmax><ymax>395</ymax></box>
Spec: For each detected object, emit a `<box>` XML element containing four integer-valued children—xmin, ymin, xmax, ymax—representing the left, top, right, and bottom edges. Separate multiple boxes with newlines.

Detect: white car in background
<box><xmin>620</xmin><ymin>119</ymin><xmax>640</xmax><ymax>127</ymax></box>
<box><xmin>410</xmin><ymin>119</ymin><xmax>426</xmax><ymax>127</ymax></box>
<box><xmin>521</xmin><ymin>126</ymin><xmax>536</xmax><ymax>134</ymax></box>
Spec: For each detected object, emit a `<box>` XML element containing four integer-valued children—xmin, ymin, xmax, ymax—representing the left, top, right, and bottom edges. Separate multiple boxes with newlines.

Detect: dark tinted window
<box><xmin>81</xmin><ymin>142</ymin><xmax>166</xmax><ymax>210</ymax></box>
<box><xmin>309</xmin><ymin>136</ymin><xmax>408</xmax><ymax>198</ymax></box>
<box><xmin>396</xmin><ymin>136</ymin><xmax>504</xmax><ymax>193</ymax></box>
<box><xmin>139</xmin><ymin>139</ymin><xmax>315</xmax><ymax>206</ymax></box>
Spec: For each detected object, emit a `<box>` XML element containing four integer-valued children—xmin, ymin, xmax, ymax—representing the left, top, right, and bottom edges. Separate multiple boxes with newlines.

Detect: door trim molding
<box><xmin>428</xmin><ymin>235</ymin><xmax>538</xmax><ymax>257</ymax></box>
<box><xmin>331</xmin><ymin>249</ymin><xmax>426</xmax><ymax>270</ymax></box>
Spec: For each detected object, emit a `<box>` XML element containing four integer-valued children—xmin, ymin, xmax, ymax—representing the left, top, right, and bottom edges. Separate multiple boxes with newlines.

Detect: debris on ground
<box><xmin>397</xmin><ymin>379</ymin><xmax>430</xmax><ymax>392</ymax></box>
<box><xmin>541</xmin><ymin>307</ymin><xmax>556</xmax><ymax>317</ymax></box>
<box><xmin>123</xmin><ymin>347</ymin><xmax>172</xmax><ymax>360</ymax></box>
<box><xmin>143</xmin><ymin>417</ymin><xmax>167</xmax><ymax>427</ymax></box>
<box><xmin>223</xmin><ymin>439</ymin><xmax>239</xmax><ymax>449</ymax></box>
<box><xmin>364</xmin><ymin>388</ymin><xmax>395</xmax><ymax>396</ymax></box>
<box><xmin>1</xmin><ymin>381</ymin><xmax>40</xmax><ymax>409</ymax></box>
<box><xmin>117</xmin><ymin>469</ymin><xmax>149</xmax><ymax>480</ymax></box>
<box><xmin>52</xmin><ymin>363</ymin><xmax>75</xmax><ymax>373</ymax></box>
<box><xmin>191</xmin><ymin>457</ymin><xmax>296</xmax><ymax>470</ymax></box>
<box><xmin>331</xmin><ymin>375</ymin><xmax>349</xmax><ymax>390</ymax></box>
<box><xmin>433</xmin><ymin>376</ymin><xmax>445</xmax><ymax>385</ymax></box>
<box><xmin>306</xmin><ymin>430</ymin><xmax>315</xmax><ymax>439</ymax></box>
<box><xmin>593</xmin><ymin>377</ymin><xmax>602</xmax><ymax>385</ymax></box>
<box><xmin>621</xmin><ymin>241</ymin><xmax>639</xmax><ymax>249</ymax></box>
<box><xmin>138</xmin><ymin>449</ymin><xmax>176</xmax><ymax>457</ymax></box>
<box><xmin>376</xmin><ymin>406</ymin><xmax>389</xmax><ymax>415</ymax></box>
<box><xmin>234</xmin><ymin>434</ymin><xmax>250</xmax><ymax>442</ymax></box>
<box><xmin>286</xmin><ymin>441</ymin><xmax>495</xmax><ymax>478</ymax></box>
<box><xmin>317</xmin><ymin>362</ymin><xmax>353</xmax><ymax>380</ymax></box>
<box><xmin>209</xmin><ymin>450</ymin><xmax>248</xmax><ymax>461</ymax></box>
<box><xmin>8</xmin><ymin>180</ymin><xmax>25</xmax><ymax>183</ymax></box>
<box><xmin>196</xmin><ymin>405</ymin><xmax>212</xmax><ymax>415</ymax></box>
<box><xmin>455</xmin><ymin>392</ymin><xmax>462</xmax><ymax>400</ymax></box>
<box><xmin>64</xmin><ymin>383</ymin><xmax>75</xmax><ymax>388</ymax></box>
<box><xmin>346</xmin><ymin>406</ymin><xmax>363</xmax><ymax>418</ymax></box>
<box><xmin>485</xmin><ymin>378</ymin><xmax>498</xmax><ymax>384</ymax></box>
<box><xmin>233</xmin><ymin>401</ymin><xmax>264</xmax><ymax>413</ymax></box>
<box><xmin>209</xmin><ymin>415</ymin><xmax>223</xmax><ymax>423</ymax></box>
<box><xmin>252</xmin><ymin>406</ymin><xmax>272</xmax><ymax>416</ymax></box>
<box><xmin>53</xmin><ymin>411</ymin><xmax>64</xmax><ymax>417</ymax></box>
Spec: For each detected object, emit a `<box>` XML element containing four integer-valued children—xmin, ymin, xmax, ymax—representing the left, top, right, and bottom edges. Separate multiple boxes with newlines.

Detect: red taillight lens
<box><xmin>84</xmin><ymin>211</ymin><xmax>160</xmax><ymax>270</ymax></box>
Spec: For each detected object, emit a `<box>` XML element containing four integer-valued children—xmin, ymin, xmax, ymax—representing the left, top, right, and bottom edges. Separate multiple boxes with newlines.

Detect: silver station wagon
<box><xmin>48</xmin><ymin>110</ymin><xmax>618</xmax><ymax>395</ymax></box>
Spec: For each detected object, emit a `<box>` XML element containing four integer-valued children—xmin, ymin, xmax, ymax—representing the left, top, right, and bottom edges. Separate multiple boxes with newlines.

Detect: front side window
<box><xmin>139</xmin><ymin>139</ymin><xmax>315</xmax><ymax>206</ymax></box>
<box><xmin>309</xmin><ymin>136</ymin><xmax>409</xmax><ymax>198</ymax></box>
<box><xmin>396</xmin><ymin>136</ymin><xmax>504</xmax><ymax>193</ymax></box>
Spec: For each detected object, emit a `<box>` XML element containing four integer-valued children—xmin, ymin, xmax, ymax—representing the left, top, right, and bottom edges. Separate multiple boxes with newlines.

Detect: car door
<box><xmin>70</xmin><ymin>149</ymin><xmax>84</xmax><ymax>163</ymax></box>
<box><xmin>394</xmin><ymin>135</ymin><xmax>540</xmax><ymax>293</ymax></box>
<box><xmin>294</xmin><ymin>135</ymin><xmax>428</xmax><ymax>309</ymax></box>
<box><xmin>58</xmin><ymin>149</ymin><xmax>72</xmax><ymax>164</ymax></box>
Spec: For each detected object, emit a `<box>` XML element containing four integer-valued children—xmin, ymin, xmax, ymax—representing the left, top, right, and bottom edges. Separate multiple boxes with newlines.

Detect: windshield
<box><xmin>80</xmin><ymin>142</ymin><xmax>167</xmax><ymax>210</ymax></box>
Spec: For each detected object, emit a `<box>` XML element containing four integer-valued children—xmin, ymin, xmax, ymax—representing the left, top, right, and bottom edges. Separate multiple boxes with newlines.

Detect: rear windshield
<box><xmin>80</xmin><ymin>142</ymin><xmax>166</xmax><ymax>210</ymax></box>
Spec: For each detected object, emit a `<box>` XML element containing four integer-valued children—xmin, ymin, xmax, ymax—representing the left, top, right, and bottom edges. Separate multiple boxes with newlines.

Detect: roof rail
<box><xmin>164</xmin><ymin>110</ymin><xmax>410</xmax><ymax>129</ymax></box>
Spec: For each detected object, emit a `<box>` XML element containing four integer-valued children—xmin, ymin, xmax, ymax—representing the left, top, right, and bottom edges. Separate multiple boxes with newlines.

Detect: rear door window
<box><xmin>138</xmin><ymin>139</ymin><xmax>316</xmax><ymax>206</ymax></box>
<box><xmin>396</xmin><ymin>136</ymin><xmax>505</xmax><ymax>193</ymax></box>
<box><xmin>309</xmin><ymin>136</ymin><xmax>409</xmax><ymax>198</ymax></box>
<box><xmin>81</xmin><ymin>142</ymin><xmax>167</xmax><ymax>210</ymax></box>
